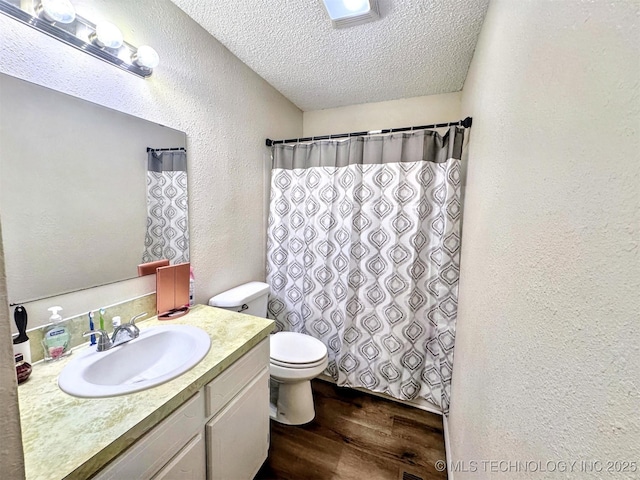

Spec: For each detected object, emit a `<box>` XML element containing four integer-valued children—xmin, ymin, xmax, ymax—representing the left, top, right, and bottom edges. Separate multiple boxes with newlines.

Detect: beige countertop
<box><xmin>18</xmin><ymin>304</ymin><xmax>274</xmax><ymax>480</ymax></box>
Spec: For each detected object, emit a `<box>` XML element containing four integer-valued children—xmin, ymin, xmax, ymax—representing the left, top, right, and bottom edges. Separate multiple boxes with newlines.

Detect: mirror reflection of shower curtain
<box><xmin>266</xmin><ymin>127</ymin><xmax>464</xmax><ymax>413</ymax></box>
<box><xmin>142</xmin><ymin>150</ymin><xmax>189</xmax><ymax>264</ymax></box>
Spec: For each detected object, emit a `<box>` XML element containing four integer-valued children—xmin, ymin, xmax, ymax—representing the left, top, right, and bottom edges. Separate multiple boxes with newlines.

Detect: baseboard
<box><xmin>316</xmin><ymin>374</ymin><xmax>443</xmax><ymax>416</ymax></box>
<box><xmin>443</xmin><ymin>414</ymin><xmax>453</xmax><ymax>480</ymax></box>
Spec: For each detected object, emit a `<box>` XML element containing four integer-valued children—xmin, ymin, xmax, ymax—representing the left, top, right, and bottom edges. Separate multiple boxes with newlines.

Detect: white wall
<box><xmin>0</xmin><ymin>0</ymin><xmax>301</xmax><ymax>474</ymax></box>
<box><xmin>449</xmin><ymin>1</ymin><xmax>639</xmax><ymax>478</ymax></box>
<box><xmin>303</xmin><ymin>92</ymin><xmax>461</xmax><ymax>137</ymax></box>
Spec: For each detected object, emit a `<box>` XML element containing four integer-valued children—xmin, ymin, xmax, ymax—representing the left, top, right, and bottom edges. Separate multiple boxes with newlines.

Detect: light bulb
<box><xmin>343</xmin><ymin>0</ymin><xmax>367</xmax><ymax>12</ymax></box>
<box><xmin>132</xmin><ymin>45</ymin><xmax>159</xmax><ymax>69</ymax></box>
<box><xmin>38</xmin><ymin>0</ymin><xmax>76</xmax><ymax>24</ymax></box>
<box><xmin>91</xmin><ymin>22</ymin><xmax>123</xmax><ymax>49</ymax></box>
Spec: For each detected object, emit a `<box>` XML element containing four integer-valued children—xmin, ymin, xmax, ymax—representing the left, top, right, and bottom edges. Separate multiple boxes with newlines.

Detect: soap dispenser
<box><xmin>42</xmin><ymin>306</ymin><xmax>71</xmax><ymax>361</ymax></box>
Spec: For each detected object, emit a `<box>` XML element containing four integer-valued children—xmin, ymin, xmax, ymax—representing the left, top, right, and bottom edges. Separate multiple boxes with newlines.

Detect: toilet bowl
<box><xmin>209</xmin><ymin>282</ymin><xmax>328</xmax><ymax>425</ymax></box>
<box><xmin>269</xmin><ymin>331</ymin><xmax>328</xmax><ymax>425</ymax></box>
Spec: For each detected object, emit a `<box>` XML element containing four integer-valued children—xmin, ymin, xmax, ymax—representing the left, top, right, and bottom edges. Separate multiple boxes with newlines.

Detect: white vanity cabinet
<box><xmin>93</xmin><ymin>339</ymin><xmax>270</xmax><ymax>480</ymax></box>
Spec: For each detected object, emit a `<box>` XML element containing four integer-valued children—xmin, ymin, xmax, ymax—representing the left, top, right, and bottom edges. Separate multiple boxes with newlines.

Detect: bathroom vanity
<box><xmin>17</xmin><ymin>305</ymin><xmax>274</xmax><ymax>480</ymax></box>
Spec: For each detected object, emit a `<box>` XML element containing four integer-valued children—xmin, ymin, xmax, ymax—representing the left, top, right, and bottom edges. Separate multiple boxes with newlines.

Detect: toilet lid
<box><xmin>270</xmin><ymin>332</ymin><xmax>328</xmax><ymax>365</ymax></box>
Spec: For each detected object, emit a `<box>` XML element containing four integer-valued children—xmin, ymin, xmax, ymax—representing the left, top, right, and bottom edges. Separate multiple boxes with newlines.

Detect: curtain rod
<box><xmin>146</xmin><ymin>147</ymin><xmax>186</xmax><ymax>152</ymax></box>
<box><xmin>265</xmin><ymin>116</ymin><xmax>472</xmax><ymax>147</ymax></box>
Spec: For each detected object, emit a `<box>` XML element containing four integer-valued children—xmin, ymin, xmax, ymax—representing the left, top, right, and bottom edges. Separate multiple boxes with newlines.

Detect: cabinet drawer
<box><xmin>93</xmin><ymin>391</ymin><xmax>205</xmax><ymax>480</ymax></box>
<box><xmin>152</xmin><ymin>432</ymin><xmax>206</xmax><ymax>480</ymax></box>
<box><xmin>205</xmin><ymin>338</ymin><xmax>269</xmax><ymax>418</ymax></box>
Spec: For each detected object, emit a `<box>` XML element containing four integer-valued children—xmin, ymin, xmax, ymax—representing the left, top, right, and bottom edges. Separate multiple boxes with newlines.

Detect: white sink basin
<box><xmin>58</xmin><ymin>325</ymin><xmax>211</xmax><ymax>398</ymax></box>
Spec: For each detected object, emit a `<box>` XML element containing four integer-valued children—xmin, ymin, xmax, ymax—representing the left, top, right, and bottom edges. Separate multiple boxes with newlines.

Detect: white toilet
<box><xmin>209</xmin><ymin>281</ymin><xmax>328</xmax><ymax>425</ymax></box>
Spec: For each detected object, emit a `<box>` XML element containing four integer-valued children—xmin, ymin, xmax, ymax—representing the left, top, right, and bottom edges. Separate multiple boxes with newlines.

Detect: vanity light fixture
<box><xmin>0</xmin><ymin>0</ymin><xmax>158</xmax><ymax>78</ymax></box>
<box><xmin>90</xmin><ymin>21</ymin><xmax>124</xmax><ymax>49</ymax></box>
<box><xmin>321</xmin><ymin>0</ymin><xmax>379</xmax><ymax>28</ymax></box>
<box><xmin>36</xmin><ymin>0</ymin><xmax>76</xmax><ymax>24</ymax></box>
<box><xmin>132</xmin><ymin>45</ymin><xmax>160</xmax><ymax>70</ymax></box>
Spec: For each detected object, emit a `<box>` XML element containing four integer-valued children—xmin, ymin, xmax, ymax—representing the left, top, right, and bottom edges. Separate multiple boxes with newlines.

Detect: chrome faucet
<box><xmin>83</xmin><ymin>312</ymin><xmax>148</xmax><ymax>352</ymax></box>
<box><xmin>111</xmin><ymin>312</ymin><xmax>148</xmax><ymax>346</ymax></box>
<box><xmin>82</xmin><ymin>329</ymin><xmax>112</xmax><ymax>352</ymax></box>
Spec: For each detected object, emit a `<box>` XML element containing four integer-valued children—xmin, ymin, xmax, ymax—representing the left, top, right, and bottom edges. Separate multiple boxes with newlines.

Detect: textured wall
<box><xmin>0</xmin><ymin>0</ymin><xmax>302</xmax><ymax>317</ymax></box>
<box><xmin>0</xmin><ymin>224</ymin><xmax>24</xmax><ymax>477</ymax></box>
<box><xmin>449</xmin><ymin>1</ymin><xmax>639</xmax><ymax>478</ymax></box>
<box><xmin>303</xmin><ymin>92</ymin><xmax>461</xmax><ymax>137</ymax></box>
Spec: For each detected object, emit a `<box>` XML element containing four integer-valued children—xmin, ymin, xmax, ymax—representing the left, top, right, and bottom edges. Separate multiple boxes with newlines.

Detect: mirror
<box><xmin>0</xmin><ymin>73</ymin><xmax>188</xmax><ymax>303</ymax></box>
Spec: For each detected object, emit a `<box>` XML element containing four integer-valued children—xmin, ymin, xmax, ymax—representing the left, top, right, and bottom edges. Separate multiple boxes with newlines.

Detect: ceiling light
<box><xmin>90</xmin><ymin>22</ymin><xmax>124</xmax><ymax>49</ymax></box>
<box><xmin>343</xmin><ymin>0</ymin><xmax>368</xmax><ymax>12</ymax></box>
<box><xmin>37</xmin><ymin>0</ymin><xmax>76</xmax><ymax>24</ymax></box>
<box><xmin>321</xmin><ymin>0</ymin><xmax>379</xmax><ymax>29</ymax></box>
<box><xmin>132</xmin><ymin>45</ymin><xmax>159</xmax><ymax>69</ymax></box>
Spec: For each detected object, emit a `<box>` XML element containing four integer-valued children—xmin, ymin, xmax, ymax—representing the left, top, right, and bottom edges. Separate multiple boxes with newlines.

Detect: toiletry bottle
<box><xmin>42</xmin><ymin>306</ymin><xmax>71</xmax><ymax>361</ymax></box>
<box><xmin>15</xmin><ymin>353</ymin><xmax>32</xmax><ymax>384</ymax></box>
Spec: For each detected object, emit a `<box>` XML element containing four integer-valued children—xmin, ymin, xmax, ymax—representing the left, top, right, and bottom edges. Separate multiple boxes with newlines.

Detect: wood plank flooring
<box><xmin>255</xmin><ymin>379</ymin><xmax>447</xmax><ymax>480</ymax></box>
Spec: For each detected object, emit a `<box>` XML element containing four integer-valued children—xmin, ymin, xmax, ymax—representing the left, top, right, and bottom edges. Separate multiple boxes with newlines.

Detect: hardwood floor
<box><xmin>255</xmin><ymin>379</ymin><xmax>447</xmax><ymax>480</ymax></box>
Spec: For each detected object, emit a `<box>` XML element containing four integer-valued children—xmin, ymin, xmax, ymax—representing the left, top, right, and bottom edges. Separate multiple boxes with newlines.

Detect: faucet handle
<box><xmin>83</xmin><ymin>329</ymin><xmax>112</xmax><ymax>352</ymax></box>
<box><xmin>129</xmin><ymin>312</ymin><xmax>147</xmax><ymax>326</ymax></box>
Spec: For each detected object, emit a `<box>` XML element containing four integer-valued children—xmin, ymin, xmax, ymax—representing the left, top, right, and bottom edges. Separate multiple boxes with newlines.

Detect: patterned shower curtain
<box><xmin>266</xmin><ymin>127</ymin><xmax>464</xmax><ymax>412</ymax></box>
<box><xmin>142</xmin><ymin>150</ymin><xmax>190</xmax><ymax>264</ymax></box>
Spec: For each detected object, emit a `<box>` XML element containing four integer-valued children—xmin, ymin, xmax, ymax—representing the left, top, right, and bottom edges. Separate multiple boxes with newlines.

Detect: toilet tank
<box><xmin>208</xmin><ymin>281</ymin><xmax>270</xmax><ymax>317</ymax></box>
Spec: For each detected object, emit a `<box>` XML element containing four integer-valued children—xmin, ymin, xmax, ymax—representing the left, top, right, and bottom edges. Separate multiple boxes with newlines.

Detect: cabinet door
<box><xmin>206</xmin><ymin>368</ymin><xmax>270</xmax><ymax>480</ymax></box>
<box><xmin>205</xmin><ymin>339</ymin><xmax>269</xmax><ymax>418</ymax></box>
<box><xmin>152</xmin><ymin>432</ymin><xmax>206</xmax><ymax>480</ymax></box>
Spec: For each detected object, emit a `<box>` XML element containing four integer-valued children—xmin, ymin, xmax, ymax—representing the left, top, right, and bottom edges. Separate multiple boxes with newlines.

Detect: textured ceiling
<box><xmin>171</xmin><ymin>0</ymin><xmax>489</xmax><ymax>111</ymax></box>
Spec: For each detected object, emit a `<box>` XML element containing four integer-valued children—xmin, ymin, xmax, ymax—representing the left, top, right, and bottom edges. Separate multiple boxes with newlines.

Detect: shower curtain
<box><xmin>142</xmin><ymin>149</ymin><xmax>190</xmax><ymax>264</ymax></box>
<box><xmin>266</xmin><ymin>127</ymin><xmax>464</xmax><ymax>412</ymax></box>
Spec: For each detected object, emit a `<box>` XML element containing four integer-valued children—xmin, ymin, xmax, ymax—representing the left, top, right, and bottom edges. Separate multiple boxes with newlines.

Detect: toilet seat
<box><xmin>270</xmin><ymin>356</ymin><xmax>327</xmax><ymax>369</ymax></box>
<box><xmin>270</xmin><ymin>332</ymin><xmax>327</xmax><ymax>367</ymax></box>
